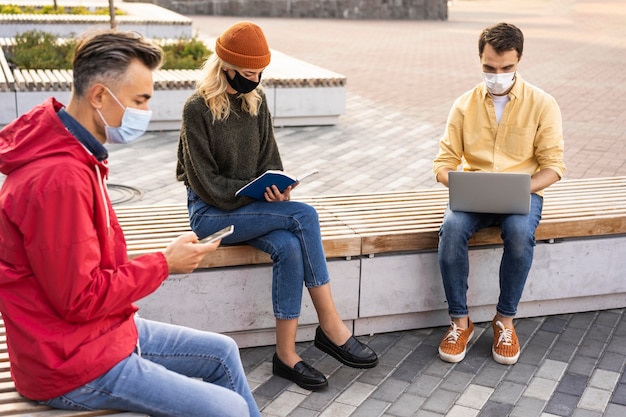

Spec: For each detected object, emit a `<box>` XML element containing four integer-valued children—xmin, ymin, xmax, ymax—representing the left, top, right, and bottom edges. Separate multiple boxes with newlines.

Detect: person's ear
<box><xmin>88</xmin><ymin>84</ymin><xmax>107</xmax><ymax>110</ymax></box>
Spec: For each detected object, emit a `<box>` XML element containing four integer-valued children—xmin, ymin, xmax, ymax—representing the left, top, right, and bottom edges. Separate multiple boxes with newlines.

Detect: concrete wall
<box><xmin>136</xmin><ymin>234</ymin><xmax>626</xmax><ymax>348</ymax></box>
<box><xmin>132</xmin><ymin>0</ymin><xmax>448</xmax><ymax>20</ymax></box>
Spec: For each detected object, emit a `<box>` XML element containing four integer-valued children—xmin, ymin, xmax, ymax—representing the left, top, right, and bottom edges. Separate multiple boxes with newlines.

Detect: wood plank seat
<box><xmin>305</xmin><ymin>176</ymin><xmax>626</xmax><ymax>255</ymax></box>
<box><xmin>0</xmin><ymin>317</ymin><xmax>145</xmax><ymax>416</ymax></box>
<box><xmin>117</xmin><ymin>176</ymin><xmax>626</xmax><ymax>267</ymax></box>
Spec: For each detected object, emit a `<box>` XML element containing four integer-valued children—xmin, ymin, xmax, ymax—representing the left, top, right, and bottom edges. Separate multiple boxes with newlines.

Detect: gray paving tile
<box><xmin>384</xmin><ymin>393</ymin><xmax>427</xmax><ymax>417</ymax></box>
<box><xmin>419</xmin><ymin>388</ymin><xmax>459</xmax><ymax>415</ymax></box>
<box><xmin>571</xmin><ymin>409</ymin><xmax>602</xmax><ymax>417</ymax></box>
<box><xmin>597</xmin><ymin>351</ymin><xmax>626</xmax><ymax>373</ymax></box>
<box><xmin>545</xmin><ymin>392</ymin><xmax>581</xmax><ymax>417</ymax></box>
<box><xmin>368</xmin><ymin>378</ymin><xmax>410</xmax><ymax>403</ymax></box>
<box><xmin>438</xmin><ymin>370</ymin><xmax>474</xmax><ymax>393</ymax></box>
<box><xmin>567</xmin><ymin>354</ymin><xmax>600</xmax><ymax>378</ymax></box>
<box><xmin>476</xmin><ymin>401</ymin><xmax>514</xmax><ymax>417</ymax></box>
<box><xmin>504</xmin><ymin>363</ymin><xmax>537</xmax><ymax>385</ymax></box>
<box><xmin>471</xmin><ymin>363</ymin><xmax>509</xmax><ymax>389</ymax></box>
<box><xmin>604</xmin><ymin>403</ymin><xmax>626</xmax><ymax>417</ymax></box>
<box><xmin>489</xmin><ymin>381</ymin><xmax>526</xmax><ymax>406</ymax></box>
<box><xmin>610</xmin><ymin>383</ymin><xmax>626</xmax><ymax>406</ymax></box>
<box><xmin>509</xmin><ymin>396</ymin><xmax>547</xmax><ymax>417</ymax></box>
<box><xmin>352</xmin><ymin>398</ymin><xmax>390</xmax><ymax>417</ymax></box>
<box><xmin>555</xmin><ymin>373</ymin><xmax>589</xmax><ymax>397</ymax></box>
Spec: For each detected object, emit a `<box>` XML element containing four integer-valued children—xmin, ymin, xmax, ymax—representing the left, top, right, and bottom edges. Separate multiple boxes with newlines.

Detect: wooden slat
<box><xmin>116</xmin><ymin>176</ymin><xmax>626</xmax><ymax>260</ymax></box>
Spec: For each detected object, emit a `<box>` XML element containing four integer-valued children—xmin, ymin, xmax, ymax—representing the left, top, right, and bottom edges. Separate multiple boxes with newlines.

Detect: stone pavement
<box><xmin>1</xmin><ymin>0</ymin><xmax>625</xmax><ymax>415</ymax></box>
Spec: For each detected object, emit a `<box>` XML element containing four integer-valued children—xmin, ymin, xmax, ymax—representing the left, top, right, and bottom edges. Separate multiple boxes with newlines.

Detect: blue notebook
<box><xmin>235</xmin><ymin>169</ymin><xmax>318</xmax><ymax>200</ymax></box>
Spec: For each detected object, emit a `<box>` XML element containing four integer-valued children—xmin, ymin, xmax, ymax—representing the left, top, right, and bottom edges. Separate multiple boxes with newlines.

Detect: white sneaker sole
<box><xmin>492</xmin><ymin>348</ymin><xmax>520</xmax><ymax>365</ymax></box>
<box><xmin>438</xmin><ymin>330</ymin><xmax>474</xmax><ymax>363</ymax></box>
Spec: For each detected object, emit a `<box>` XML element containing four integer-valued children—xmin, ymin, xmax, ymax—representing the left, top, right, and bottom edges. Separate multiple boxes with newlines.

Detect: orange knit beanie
<box><xmin>215</xmin><ymin>21</ymin><xmax>271</xmax><ymax>69</ymax></box>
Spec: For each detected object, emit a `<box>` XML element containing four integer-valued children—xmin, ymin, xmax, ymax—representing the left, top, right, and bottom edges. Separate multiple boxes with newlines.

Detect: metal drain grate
<box><xmin>107</xmin><ymin>184</ymin><xmax>143</xmax><ymax>205</ymax></box>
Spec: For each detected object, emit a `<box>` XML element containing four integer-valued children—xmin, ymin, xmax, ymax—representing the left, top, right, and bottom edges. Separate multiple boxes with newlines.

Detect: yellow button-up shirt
<box><xmin>434</xmin><ymin>74</ymin><xmax>566</xmax><ymax>195</ymax></box>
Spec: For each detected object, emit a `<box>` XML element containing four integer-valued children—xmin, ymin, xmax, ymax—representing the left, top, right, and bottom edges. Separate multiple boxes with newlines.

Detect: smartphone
<box><xmin>198</xmin><ymin>225</ymin><xmax>234</xmax><ymax>244</ymax></box>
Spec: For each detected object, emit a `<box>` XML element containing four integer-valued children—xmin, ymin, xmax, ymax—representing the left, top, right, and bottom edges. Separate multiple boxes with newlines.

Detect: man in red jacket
<box><xmin>0</xmin><ymin>30</ymin><xmax>260</xmax><ymax>417</ymax></box>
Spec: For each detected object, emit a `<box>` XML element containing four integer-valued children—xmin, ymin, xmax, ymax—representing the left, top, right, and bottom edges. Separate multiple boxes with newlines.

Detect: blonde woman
<box><xmin>176</xmin><ymin>21</ymin><xmax>378</xmax><ymax>391</ymax></box>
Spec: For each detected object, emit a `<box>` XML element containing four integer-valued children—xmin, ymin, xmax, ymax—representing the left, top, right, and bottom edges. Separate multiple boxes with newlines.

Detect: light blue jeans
<box><xmin>187</xmin><ymin>187</ymin><xmax>330</xmax><ymax>320</ymax></box>
<box><xmin>438</xmin><ymin>194</ymin><xmax>543</xmax><ymax>318</ymax></box>
<box><xmin>42</xmin><ymin>317</ymin><xmax>260</xmax><ymax>417</ymax></box>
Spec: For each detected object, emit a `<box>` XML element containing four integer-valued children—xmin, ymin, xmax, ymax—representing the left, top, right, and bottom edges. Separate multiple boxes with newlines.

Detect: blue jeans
<box><xmin>437</xmin><ymin>194</ymin><xmax>543</xmax><ymax>318</ymax></box>
<box><xmin>42</xmin><ymin>317</ymin><xmax>260</xmax><ymax>417</ymax></box>
<box><xmin>187</xmin><ymin>187</ymin><xmax>330</xmax><ymax>320</ymax></box>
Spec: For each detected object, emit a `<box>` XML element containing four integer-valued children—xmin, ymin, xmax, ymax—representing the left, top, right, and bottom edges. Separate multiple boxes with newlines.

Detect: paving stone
<box><xmin>524</xmin><ymin>377</ymin><xmax>559</xmax><ymax>401</ymax></box>
<box><xmin>610</xmin><ymin>383</ymin><xmax>626</xmax><ymax>406</ymax></box>
<box><xmin>604</xmin><ymin>403</ymin><xmax>626</xmax><ymax>417</ymax></box>
<box><xmin>596</xmin><ymin>351</ymin><xmax>626</xmax><ymax>373</ymax></box>
<box><xmin>571</xmin><ymin>409</ymin><xmax>602</xmax><ymax>417</ymax></box>
<box><xmin>456</xmin><ymin>384</ymin><xmax>494</xmax><ymax>410</ymax></box>
<box><xmin>369</xmin><ymin>378</ymin><xmax>410</xmax><ymax>403</ymax></box>
<box><xmin>351</xmin><ymin>398</ymin><xmax>391</xmax><ymax>417</ymax></box>
<box><xmin>567</xmin><ymin>354</ymin><xmax>600</xmax><ymax>378</ymax></box>
<box><xmin>476</xmin><ymin>400</ymin><xmax>514</xmax><ymax>417</ymax></box>
<box><xmin>556</xmin><ymin>373</ymin><xmax>589</xmax><ymax>397</ymax></box>
<box><xmin>446</xmin><ymin>405</ymin><xmax>479</xmax><ymax>417</ymax></box>
<box><xmin>588</xmin><ymin>369</ymin><xmax>620</xmax><ymax>391</ymax></box>
<box><xmin>384</xmin><ymin>393</ymin><xmax>427</xmax><ymax>417</ymax></box>
<box><xmin>509</xmin><ymin>396</ymin><xmax>547</xmax><ymax>417</ymax></box>
<box><xmin>419</xmin><ymin>388</ymin><xmax>459</xmax><ymax>414</ymax></box>
<box><xmin>405</xmin><ymin>374</ymin><xmax>443</xmax><ymax>398</ymax></box>
<box><xmin>489</xmin><ymin>381</ymin><xmax>526</xmax><ymax>405</ymax></box>
<box><xmin>505</xmin><ymin>363</ymin><xmax>538</xmax><ymax>385</ymax></box>
<box><xmin>471</xmin><ymin>363</ymin><xmax>509</xmax><ymax>389</ymax></box>
<box><xmin>578</xmin><ymin>387</ymin><xmax>611</xmax><ymax>412</ymax></box>
<box><xmin>545</xmin><ymin>392</ymin><xmax>582</xmax><ymax>416</ymax></box>
<box><xmin>535</xmin><ymin>359</ymin><xmax>568</xmax><ymax>381</ymax></box>
<box><xmin>541</xmin><ymin>316</ymin><xmax>569</xmax><ymax>334</ymax></box>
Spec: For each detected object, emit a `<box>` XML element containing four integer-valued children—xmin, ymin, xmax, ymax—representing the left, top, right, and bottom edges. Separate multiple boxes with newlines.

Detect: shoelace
<box><xmin>444</xmin><ymin>322</ymin><xmax>463</xmax><ymax>344</ymax></box>
<box><xmin>495</xmin><ymin>320</ymin><xmax>514</xmax><ymax>346</ymax></box>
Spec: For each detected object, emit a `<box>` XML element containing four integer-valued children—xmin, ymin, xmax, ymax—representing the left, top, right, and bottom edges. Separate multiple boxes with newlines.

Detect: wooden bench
<box><xmin>120</xmin><ymin>176</ymin><xmax>626</xmax><ymax>265</ymax></box>
<box><xmin>0</xmin><ymin>317</ymin><xmax>146</xmax><ymax>416</ymax></box>
<box><xmin>125</xmin><ymin>176</ymin><xmax>626</xmax><ymax>346</ymax></box>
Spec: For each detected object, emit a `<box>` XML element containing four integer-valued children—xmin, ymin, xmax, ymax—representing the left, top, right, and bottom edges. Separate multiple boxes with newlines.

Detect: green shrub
<box><xmin>5</xmin><ymin>31</ymin><xmax>212</xmax><ymax>71</ymax></box>
<box><xmin>5</xmin><ymin>30</ymin><xmax>75</xmax><ymax>69</ymax></box>
<box><xmin>160</xmin><ymin>37</ymin><xmax>212</xmax><ymax>70</ymax></box>
<box><xmin>0</xmin><ymin>4</ymin><xmax>126</xmax><ymax>15</ymax></box>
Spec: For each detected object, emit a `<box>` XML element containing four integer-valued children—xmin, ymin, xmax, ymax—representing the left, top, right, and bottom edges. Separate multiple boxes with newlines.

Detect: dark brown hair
<box><xmin>72</xmin><ymin>30</ymin><xmax>163</xmax><ymax>96</ymax></box>
<box><xmin>478</xmin><ymin>23</ymin><xmax>524</xmax><ymax>58</ymax></box>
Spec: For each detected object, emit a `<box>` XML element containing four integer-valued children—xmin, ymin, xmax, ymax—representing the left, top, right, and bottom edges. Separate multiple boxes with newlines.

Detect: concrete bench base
<box><xmin>137</xmin><ymin>233</ymin><xmax>626</xmax><ymax>348</ymax></box>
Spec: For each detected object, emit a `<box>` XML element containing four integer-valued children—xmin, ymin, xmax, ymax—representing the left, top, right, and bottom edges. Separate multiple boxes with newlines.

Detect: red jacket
<box><xmin>0</xmin><ymin>98</ymin><xmax>169</xmax><ymax>400</ymax></box>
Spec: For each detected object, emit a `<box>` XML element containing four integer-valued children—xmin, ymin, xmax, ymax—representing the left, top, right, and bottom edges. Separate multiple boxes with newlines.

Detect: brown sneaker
<box><xmin>492</xmin><ymin>319</ymin><xmax>520</xmax><ymax>365</ymax></box>
<box><xmin>438</xmin><ymin>319</ymin><xmax>474</xmax><ymax>363</ymax></box>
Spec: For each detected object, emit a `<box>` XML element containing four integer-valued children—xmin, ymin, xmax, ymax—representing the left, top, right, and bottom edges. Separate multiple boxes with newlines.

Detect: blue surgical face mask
<box><xmin>97</xmin><ymin>87</ymin><xmax>152</xmax><ymax>144</ymax></box>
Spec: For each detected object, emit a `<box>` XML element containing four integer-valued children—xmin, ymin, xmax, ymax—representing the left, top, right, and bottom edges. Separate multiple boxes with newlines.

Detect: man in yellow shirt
<box><xmin>433</xmin><ymin>22</ymin><xmax>566</xmax><ymax>365</ymax></box>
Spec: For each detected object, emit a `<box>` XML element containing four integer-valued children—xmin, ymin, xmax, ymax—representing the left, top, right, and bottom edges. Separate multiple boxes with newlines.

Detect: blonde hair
<box><xmin>196</xmin><ymin>53</ymin><xmax>263</xmax><ymax>122</ymax></box>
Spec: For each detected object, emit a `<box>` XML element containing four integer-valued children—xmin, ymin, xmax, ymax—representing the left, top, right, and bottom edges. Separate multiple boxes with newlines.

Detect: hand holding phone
<box><xmin>198</xmin><ymin>225</ymin><xmax>234</xmax><ymax>244</ymax></box>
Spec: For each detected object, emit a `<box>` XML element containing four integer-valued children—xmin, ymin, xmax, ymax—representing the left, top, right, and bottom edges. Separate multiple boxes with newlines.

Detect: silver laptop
<box><xmin>448</xmin><ymin>171</ymin><xmax>531</xmax><ymax>215</ymax></box>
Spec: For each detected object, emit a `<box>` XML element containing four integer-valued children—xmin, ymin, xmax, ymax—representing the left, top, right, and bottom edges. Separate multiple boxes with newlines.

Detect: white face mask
<box><xmin>482</xmin><ymin>72</ymin><xmax>516</xmax><ymax>95</ymax></box>
<box><xmin>97</xmin><ymin>87</ymin><xmax>152</xmax><ymax>144</ymax></box>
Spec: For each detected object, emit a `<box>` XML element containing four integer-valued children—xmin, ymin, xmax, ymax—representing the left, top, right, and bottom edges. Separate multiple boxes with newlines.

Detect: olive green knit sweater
<box><xmin>176</xmin><ymin>90</ymin><xmax>283</xmax><ymax>211</ymax></box>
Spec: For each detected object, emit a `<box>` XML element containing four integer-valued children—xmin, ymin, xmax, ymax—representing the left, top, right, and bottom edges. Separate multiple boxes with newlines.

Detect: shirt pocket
<box><xmin>502</xmin><ymin>126</ymin><xmax>536</xmax><ymax>160</ymax></box>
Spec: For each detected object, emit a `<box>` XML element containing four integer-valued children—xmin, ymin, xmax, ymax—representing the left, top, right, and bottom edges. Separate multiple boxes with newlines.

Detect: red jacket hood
<box><xmin>0</xmin><ymin>97</ymin><xmax>106</xmax><ymax>177</ymax></box>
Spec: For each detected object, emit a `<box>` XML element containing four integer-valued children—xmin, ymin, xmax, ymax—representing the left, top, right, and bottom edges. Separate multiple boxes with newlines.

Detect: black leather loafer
<box><xmin>314</xmin><ymin>326</ymin><xmax>379</xmax><ymax>369</ymax></box>
<box><xmin>272</xmin><ymin>353</ymin><xmax>328</xmax><ymax>391</ymax></box>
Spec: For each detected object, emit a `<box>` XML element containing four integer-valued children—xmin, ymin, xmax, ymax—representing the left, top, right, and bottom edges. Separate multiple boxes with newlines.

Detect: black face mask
<box><xmin>226</xmin><ymin>70</ymin><xmax>262</xmax><ymax>94</ymax></box>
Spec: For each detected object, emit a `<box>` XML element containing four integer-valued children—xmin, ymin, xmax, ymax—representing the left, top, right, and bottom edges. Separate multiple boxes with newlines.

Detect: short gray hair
<box><xmin>72</xmin><ymin>30</ymin><xmax>163</xmax><ymax>96</ymax></box>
